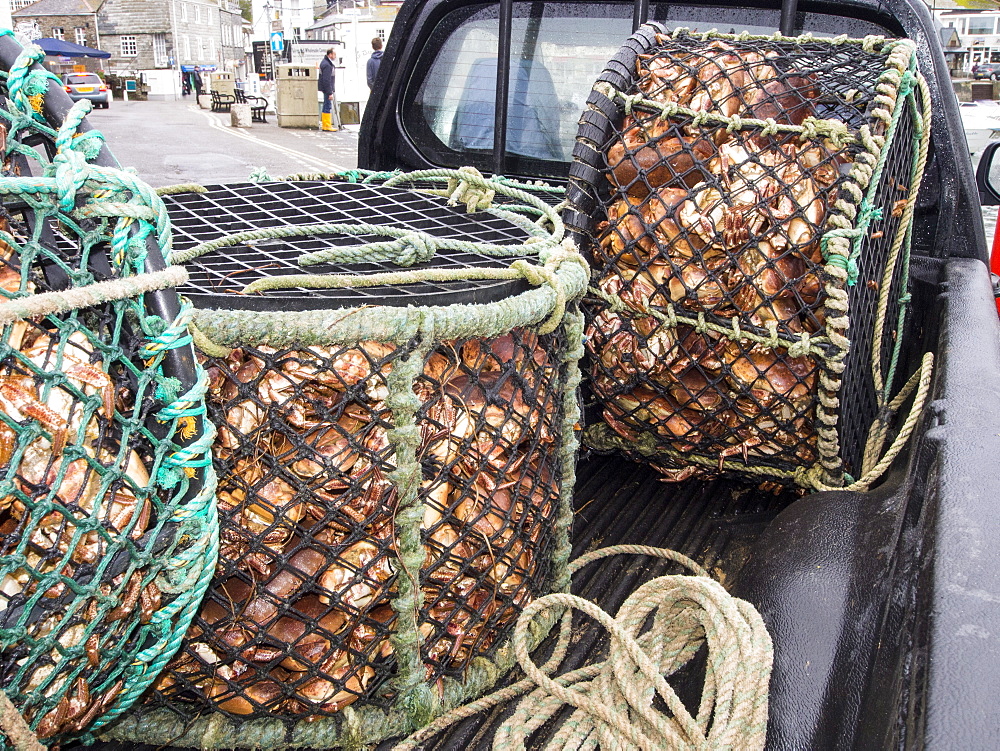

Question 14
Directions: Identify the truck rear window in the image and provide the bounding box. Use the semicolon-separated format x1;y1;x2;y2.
401;2;893;177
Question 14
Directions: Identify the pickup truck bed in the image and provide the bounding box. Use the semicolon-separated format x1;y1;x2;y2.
65;0;1000;748
353;0;1000;748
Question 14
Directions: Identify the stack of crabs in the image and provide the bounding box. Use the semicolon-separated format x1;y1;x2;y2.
587;34;856;480
153;329;562;717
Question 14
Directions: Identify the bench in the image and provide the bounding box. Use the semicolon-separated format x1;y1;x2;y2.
235;89;268;123
210;91;235;112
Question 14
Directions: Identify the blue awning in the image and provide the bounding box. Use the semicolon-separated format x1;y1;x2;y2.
34;37;111;59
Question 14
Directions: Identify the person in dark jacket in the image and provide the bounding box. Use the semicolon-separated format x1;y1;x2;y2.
318;48;341;132
192;69;203;98
367;37;383;89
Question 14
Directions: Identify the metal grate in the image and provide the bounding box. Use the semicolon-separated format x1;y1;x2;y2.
163;182;539;310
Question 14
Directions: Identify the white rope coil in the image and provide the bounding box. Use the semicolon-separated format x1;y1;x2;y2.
395;546;773;751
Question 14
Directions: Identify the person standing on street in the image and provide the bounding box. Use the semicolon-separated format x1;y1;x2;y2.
192;68;203;99
318;48;341;132
367;37;383;89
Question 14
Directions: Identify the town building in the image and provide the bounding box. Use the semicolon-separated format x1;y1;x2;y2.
13;0;246;96
937;9;1000;68
304;1;397;109
12;0;103;71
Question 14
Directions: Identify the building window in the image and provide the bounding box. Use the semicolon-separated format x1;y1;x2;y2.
74;27;86;45
377;28;386;40
197;6;205;24
120;35;137;57
153;33;167;66
207;36;214;60
51;27;64;40
180;2;188;22
969;17;996;36
11;0;35;9
183;35;191;60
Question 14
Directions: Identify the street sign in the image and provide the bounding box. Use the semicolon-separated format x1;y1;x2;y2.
252;40;273;79
271;20;283;32
270;31;284;53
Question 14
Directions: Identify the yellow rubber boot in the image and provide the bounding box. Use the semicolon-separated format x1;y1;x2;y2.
321;112;334;132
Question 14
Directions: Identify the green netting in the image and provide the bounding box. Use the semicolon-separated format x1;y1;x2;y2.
0;34;217;746
107;168;587;749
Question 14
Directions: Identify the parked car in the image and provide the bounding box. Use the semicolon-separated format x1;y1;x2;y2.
360;0;1000;748
62;72;109;108
974;61;1000;79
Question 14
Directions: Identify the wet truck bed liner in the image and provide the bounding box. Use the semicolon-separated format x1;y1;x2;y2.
376;455;795;749
83;456;794;750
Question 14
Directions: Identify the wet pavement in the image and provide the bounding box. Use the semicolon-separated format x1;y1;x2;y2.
84;97;359;187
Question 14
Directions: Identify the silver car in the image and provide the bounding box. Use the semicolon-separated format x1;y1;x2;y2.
62;73;110;109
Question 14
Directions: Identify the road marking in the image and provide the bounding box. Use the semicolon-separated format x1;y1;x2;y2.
188;106;348;174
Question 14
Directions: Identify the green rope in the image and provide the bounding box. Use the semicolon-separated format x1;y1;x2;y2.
155;183;208;195
167;217;561;268
601;82;858;150
873;69;931;399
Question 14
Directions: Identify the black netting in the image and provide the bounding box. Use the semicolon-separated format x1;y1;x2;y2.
572;28;921;486
136;180;573;728
149;330;562;719
164;181;538;310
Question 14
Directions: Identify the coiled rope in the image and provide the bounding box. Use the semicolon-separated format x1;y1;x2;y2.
395;545;773;751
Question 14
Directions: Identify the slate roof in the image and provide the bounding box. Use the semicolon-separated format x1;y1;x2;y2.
12;0;99;17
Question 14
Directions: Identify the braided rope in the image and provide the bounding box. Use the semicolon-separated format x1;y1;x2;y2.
0;266;188;325
395;545;772;751
0;691;44;751
870;70;931;397
601;83;857;149
589;284;834;356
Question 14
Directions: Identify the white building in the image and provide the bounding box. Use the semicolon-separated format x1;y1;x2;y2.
250;0;318;43
939;10;1000;67
306;3;395;109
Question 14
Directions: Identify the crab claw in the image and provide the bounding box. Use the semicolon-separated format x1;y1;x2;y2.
0;380;68;455
63;362;115;419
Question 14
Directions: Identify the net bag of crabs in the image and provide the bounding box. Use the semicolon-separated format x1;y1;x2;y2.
107;170;587;748
564;26;932;490
0;33;216;745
